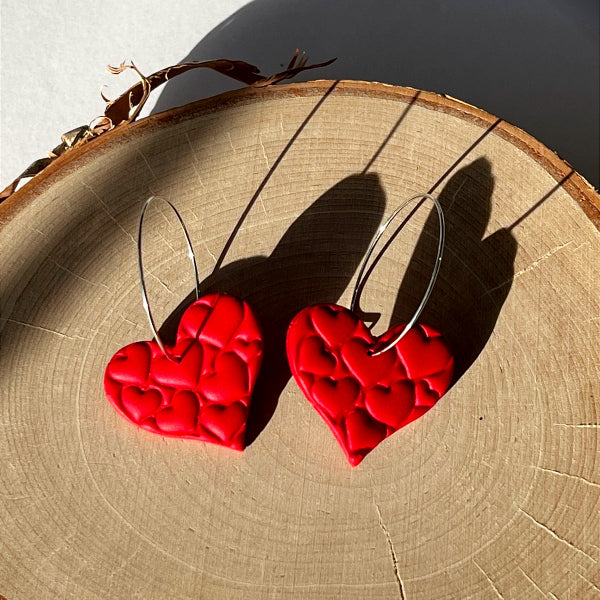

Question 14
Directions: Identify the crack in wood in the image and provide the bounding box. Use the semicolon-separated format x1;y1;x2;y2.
519;508;597;563
258;133;271;171
145;270;174;295
532;465;600;489
575;571;600;594
517;567;546;597
136;149;158;180
374;502;406;600
184;132;206;188
4;319;85;341
82;181;136;245
226;132;238;153
553;423;600;429
472;559;504;599
482;240;577;297
49;257;109;290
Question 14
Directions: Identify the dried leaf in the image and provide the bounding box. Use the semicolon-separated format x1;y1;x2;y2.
0;158;53;200
252;55;336;88
0;51;335;203
103;58;263;127
89;116;112;136
104;51;335;127
106;61;130;75
100;86;112;103
61;125;90;148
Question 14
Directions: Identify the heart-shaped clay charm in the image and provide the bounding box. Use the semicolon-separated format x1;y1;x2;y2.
104;293;263;450
286;303;453;466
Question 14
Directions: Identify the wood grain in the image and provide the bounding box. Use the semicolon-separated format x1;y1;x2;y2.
1;81;599;599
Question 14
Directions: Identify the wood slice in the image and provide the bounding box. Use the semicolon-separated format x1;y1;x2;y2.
1;81;599;599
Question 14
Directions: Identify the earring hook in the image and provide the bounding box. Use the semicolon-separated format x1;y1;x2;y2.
137;196;200;359
350;193;445;356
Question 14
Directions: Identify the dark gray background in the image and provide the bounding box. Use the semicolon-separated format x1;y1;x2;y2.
154;0;600;187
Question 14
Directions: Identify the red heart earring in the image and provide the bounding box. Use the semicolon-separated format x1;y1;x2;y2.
286;193;454;466
104;197;263;450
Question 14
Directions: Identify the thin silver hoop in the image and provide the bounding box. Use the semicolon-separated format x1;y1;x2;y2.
138;196;200;359
350;193;445;356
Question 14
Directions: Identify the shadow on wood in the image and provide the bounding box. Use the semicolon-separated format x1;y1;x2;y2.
159;173;387;444
389;158;518;383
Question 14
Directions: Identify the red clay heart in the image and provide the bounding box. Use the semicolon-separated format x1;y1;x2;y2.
104;293;263;450
287;303;453;466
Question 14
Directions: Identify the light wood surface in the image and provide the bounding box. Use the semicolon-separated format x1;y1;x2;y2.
1;81;599;599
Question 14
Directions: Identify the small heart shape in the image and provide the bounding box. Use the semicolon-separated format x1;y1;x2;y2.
152;340;203;388
344;409;387;459
311;304;357;347
341;338;398;387
364;382;414;429
394;326;453;380
121;386;163;422
231;338;263;363
297;336;336;376
287;303;453;466
104;293;263;450
196;294;245;348
177;302;211;339
202;402;247;449
105;342;152;386
401;381;443;427
199;352;250;403
155;390;200;433
312;377;360;420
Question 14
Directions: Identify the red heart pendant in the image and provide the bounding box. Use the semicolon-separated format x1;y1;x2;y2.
104;293;263;450
286;304;453;466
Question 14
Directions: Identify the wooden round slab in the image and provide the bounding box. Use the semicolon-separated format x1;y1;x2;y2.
1;81;599;599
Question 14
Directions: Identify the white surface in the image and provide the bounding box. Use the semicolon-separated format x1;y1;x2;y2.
0;0;248;184
1;0;599;188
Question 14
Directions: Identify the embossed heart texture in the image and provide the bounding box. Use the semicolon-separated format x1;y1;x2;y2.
104;293;263;450
286;304;453;466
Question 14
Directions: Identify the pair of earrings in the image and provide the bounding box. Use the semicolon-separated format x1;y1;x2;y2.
104;194;454;466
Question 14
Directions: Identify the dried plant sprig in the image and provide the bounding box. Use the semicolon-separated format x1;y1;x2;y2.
104;60;152;124
0;50;335;202
102;52;335;128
